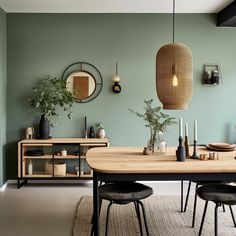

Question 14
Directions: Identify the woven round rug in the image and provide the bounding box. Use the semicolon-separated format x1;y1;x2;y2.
73;195;236;236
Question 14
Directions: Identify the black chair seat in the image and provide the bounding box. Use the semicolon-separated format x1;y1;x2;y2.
99;182;153;202
197;184;236;205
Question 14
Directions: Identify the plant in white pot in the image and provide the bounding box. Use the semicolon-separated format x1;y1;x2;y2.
96;122;106;138
28;76;74;139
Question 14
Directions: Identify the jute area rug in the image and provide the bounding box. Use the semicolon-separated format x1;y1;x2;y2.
73;195;236;236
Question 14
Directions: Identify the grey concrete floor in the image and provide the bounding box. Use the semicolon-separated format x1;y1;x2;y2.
0;181;191;236
0;183;92;236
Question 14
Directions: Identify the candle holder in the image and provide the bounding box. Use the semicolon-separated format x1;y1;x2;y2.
184;136;190;158
191;140;199;159
176;136;186;162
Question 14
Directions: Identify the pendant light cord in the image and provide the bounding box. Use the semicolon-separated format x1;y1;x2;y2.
172;0;175;44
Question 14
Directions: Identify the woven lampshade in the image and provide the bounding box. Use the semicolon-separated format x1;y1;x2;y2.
156;43;192;109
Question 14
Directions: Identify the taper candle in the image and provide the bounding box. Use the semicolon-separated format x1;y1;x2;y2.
179;118;183;137
194;120;197;141
85;116;87;130
185;123;188;137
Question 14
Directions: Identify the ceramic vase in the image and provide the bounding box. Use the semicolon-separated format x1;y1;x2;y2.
97;128;105;138
39;115;50;139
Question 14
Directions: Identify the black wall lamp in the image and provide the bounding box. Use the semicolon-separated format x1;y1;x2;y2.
112;62;121;93
202;64;221;85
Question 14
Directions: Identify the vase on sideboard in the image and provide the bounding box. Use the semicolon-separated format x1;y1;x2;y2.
38;115;50;139
97;128;105;138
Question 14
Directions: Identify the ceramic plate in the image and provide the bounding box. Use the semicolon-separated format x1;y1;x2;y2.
209;143;235;149
206;144;235;152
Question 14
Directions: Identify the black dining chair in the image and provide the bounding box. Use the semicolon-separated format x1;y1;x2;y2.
91;182;153;236
183;180;226;227
197;183;236;236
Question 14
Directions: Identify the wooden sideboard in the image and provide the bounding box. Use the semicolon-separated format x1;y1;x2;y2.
17;138;109;188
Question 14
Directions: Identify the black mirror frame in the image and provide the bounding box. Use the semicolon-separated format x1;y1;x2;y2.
61;62;103;103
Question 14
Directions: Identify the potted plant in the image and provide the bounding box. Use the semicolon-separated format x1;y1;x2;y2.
96;122;106;138
28;76;74;139
129;99;176;153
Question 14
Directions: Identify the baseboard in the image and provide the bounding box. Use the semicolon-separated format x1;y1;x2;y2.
0;181;8;191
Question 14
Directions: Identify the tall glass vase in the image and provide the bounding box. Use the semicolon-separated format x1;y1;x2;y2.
157;132;167;154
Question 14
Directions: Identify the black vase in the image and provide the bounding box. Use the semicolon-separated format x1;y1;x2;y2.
39;115;50;139
89;126;95;138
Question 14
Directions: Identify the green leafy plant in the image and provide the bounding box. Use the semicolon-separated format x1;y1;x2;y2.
96;122;104;129
28;76;74;126
129;99;177;152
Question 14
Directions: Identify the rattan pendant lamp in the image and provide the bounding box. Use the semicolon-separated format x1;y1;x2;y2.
156;0;192;109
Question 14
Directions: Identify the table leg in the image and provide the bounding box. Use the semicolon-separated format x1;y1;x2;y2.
181;180;183;212
93;171;99;236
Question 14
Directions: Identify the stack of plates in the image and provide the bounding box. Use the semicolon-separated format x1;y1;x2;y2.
25;150;44;156
205;143;235;152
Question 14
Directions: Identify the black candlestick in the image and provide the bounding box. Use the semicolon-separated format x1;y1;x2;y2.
184;136;190;158
191;140;199;159
176;136;186;162
84;116;87;138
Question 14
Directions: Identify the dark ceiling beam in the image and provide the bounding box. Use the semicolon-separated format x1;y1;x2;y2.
217;0;236;26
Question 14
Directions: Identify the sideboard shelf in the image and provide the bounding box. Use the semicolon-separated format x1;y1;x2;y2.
18;138;109;188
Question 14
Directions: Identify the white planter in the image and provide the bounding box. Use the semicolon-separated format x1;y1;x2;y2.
98;128;106;138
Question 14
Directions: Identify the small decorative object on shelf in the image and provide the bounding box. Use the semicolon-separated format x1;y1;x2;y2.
28;159;33;175
74;165;79;176
143;147;150;155
89;126;95;138
191;120;199;159
96;122;106;138
25;127;34;139
112;62;121;94
61;148;67;157
129;99;176;153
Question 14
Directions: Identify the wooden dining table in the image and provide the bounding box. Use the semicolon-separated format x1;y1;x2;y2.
86;146;236;236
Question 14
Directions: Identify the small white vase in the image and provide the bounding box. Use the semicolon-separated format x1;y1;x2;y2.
98;128;105;138
28;159;33;175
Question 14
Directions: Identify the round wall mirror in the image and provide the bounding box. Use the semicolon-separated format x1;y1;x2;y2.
62;62;103;103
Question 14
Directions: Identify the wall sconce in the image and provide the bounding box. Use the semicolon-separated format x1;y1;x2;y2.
112;62;121;93
202;64;221;85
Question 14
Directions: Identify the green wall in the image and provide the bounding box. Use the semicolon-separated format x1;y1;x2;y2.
0;8;7;186
6;13;236;179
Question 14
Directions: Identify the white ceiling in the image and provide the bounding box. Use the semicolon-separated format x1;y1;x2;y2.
0;0;234;13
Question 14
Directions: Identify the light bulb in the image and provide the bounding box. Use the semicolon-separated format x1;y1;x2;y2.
172;74;178;87
112;75;120;83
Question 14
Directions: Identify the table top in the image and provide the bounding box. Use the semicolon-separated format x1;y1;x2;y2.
86;147;236;174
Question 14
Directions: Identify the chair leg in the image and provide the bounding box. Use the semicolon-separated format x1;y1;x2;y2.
134;201;143;236
229;205;236;227
138;200;150;236
105;201;113;236
215;204;220;236
198;201;208;236
184;181;192;212
192;183;199;228
222;204;225;212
